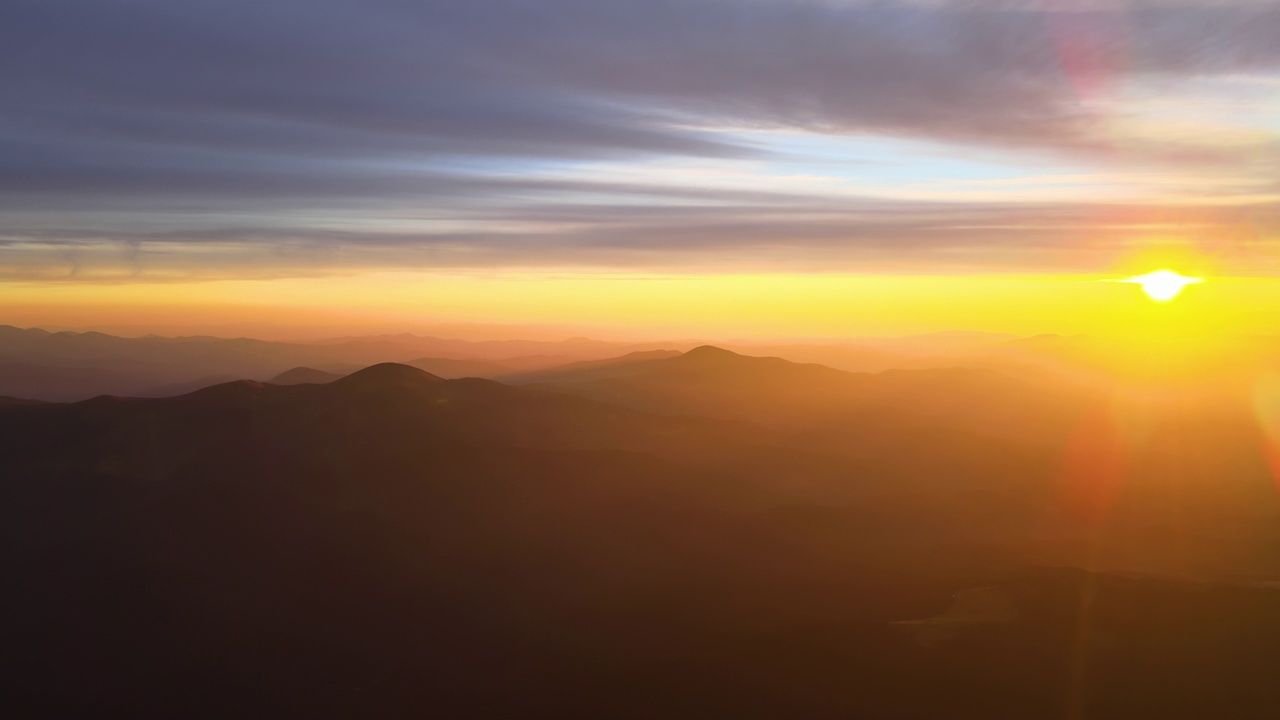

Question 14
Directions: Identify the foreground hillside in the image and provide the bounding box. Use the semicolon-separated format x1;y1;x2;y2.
5;360;1280;717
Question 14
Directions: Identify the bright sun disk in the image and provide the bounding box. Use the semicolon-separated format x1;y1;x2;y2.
1119;270;1204;302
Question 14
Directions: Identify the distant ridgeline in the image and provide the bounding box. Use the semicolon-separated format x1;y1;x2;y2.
5;344;1280;717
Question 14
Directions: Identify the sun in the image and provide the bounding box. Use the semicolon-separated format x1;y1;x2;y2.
1119;270;1204;302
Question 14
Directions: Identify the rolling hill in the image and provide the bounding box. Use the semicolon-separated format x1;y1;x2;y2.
5;360;1280;717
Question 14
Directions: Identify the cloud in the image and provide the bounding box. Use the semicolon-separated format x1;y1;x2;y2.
3;0;1280;277
6;190;1280;280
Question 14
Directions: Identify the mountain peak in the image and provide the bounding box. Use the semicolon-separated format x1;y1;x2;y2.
179;379;272;404
681;345;742;361
331;362;444;390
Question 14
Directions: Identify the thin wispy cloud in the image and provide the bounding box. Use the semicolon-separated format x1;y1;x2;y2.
3;0;1279;279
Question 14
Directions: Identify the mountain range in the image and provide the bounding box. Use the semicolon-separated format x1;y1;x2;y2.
6;340;1280;717
0;325;1038;402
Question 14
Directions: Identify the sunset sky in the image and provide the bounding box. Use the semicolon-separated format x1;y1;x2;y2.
5;0;1280;338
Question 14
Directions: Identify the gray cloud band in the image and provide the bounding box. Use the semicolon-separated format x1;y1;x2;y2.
3;0;1278;276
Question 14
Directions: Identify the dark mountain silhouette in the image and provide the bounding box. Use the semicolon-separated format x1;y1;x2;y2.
271;366;346;385
15;324;1256;404
5;360;1280;717
274;355;522;382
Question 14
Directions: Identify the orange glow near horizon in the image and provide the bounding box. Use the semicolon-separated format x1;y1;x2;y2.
0;270;1276;341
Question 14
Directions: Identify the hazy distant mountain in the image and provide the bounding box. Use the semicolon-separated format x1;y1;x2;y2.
0;325;685;401
0;395;46;406
723;332;1015;373
313;332;688;362
498;349;682;382
0;362;147;401
512;345;1085;444
4;361;1280;717
400;356;515;378
2;324;1150;403
270;366;346;385
134;374;247;397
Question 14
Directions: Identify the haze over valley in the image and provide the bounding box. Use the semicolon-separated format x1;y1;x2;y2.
8;324;1280;717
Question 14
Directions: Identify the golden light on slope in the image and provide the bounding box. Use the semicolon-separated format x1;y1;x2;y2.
1119;270;1204;302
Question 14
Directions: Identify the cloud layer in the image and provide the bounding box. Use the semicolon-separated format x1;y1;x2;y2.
3;0;1280;279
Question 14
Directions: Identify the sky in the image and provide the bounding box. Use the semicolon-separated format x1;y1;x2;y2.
4;0;1280;338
